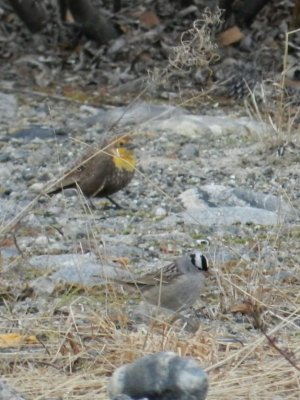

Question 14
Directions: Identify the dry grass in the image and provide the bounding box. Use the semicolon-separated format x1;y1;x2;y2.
1;249;300;400
246;28;300;148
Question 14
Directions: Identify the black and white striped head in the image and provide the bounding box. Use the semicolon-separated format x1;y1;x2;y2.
190;251;208;272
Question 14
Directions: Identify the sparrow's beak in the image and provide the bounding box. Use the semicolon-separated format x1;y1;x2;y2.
125;142;136;150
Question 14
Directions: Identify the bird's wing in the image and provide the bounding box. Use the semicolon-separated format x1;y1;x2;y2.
110;266;170;287
109;261;183;288
46;149;97;194
134;262;182;286
47;167;84;194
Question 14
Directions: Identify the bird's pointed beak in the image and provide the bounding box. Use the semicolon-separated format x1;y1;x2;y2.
125;142;136;150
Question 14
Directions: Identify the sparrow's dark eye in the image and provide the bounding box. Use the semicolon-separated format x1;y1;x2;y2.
118;141;125;147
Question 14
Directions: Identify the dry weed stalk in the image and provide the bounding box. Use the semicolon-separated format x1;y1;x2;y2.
246;28;300;146
169;8;221;71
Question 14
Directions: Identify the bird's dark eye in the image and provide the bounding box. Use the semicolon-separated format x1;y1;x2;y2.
119;141;124;147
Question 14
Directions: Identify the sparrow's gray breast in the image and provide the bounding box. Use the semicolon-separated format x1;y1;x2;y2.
143;274;205;311
143;254;206;312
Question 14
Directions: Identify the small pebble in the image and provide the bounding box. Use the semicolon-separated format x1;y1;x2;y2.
154;207;167;218
30;182;45;192
33;235;49;246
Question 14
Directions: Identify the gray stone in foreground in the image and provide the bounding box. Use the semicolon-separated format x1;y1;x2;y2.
109;352;208;400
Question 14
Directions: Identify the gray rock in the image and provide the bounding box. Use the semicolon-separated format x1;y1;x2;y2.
28;252;133;286
166;206;282;227
84;103;267;140
29;252;98;270
176;186;296;226
231;188;295;216
99;244;144;260
51;263;130;285
109;352;208;400
85;103;183;130
6;125;66;141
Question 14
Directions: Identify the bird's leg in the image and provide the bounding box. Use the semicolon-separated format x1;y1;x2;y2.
106;196;124;209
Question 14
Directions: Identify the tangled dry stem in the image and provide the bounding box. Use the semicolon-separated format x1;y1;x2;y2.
168;8;221;71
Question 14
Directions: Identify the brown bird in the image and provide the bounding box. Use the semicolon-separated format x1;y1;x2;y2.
114;251;208;312
47;134;136;206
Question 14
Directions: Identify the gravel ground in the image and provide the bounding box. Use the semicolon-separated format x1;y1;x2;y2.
0;92;299;288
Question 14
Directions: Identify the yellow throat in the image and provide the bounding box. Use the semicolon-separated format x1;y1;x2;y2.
112;147;136;172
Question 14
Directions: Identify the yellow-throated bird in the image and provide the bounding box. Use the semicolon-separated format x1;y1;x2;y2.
47;134;136;206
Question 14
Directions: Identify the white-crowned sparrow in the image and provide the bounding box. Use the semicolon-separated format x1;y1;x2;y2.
118;251;208;312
